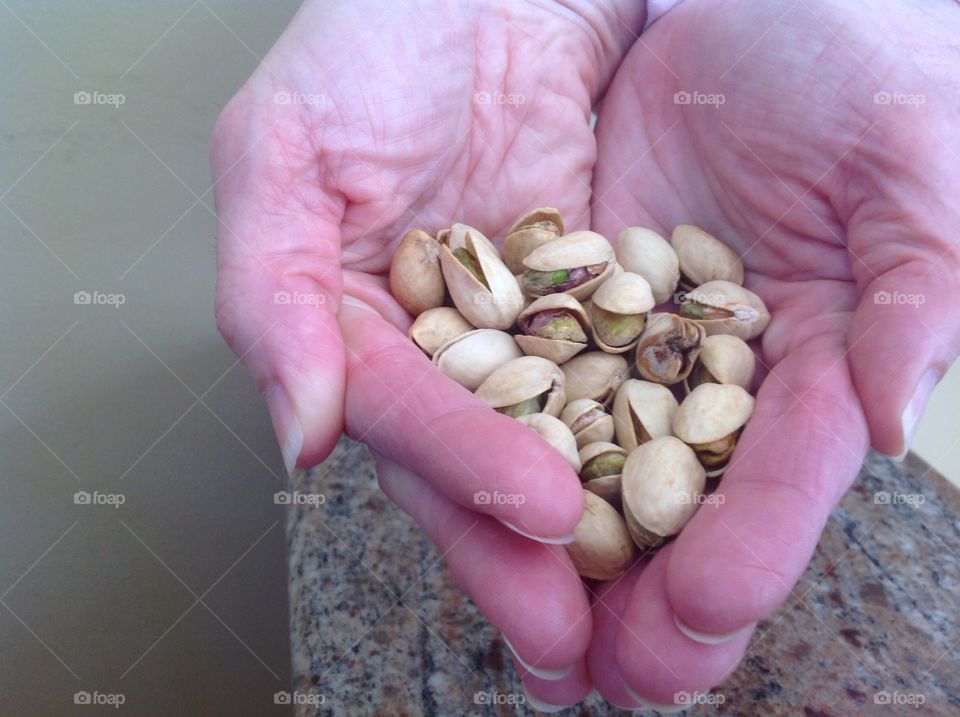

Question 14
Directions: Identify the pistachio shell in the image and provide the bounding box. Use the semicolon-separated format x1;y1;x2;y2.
522;231;617;300
685;334;755;392
671;224;744;289
565;490;636;580
440;227;524;329
475;356;566;417
621;437;706;546
612;380;679;452
615;228;681;305
680;280;771;341
516;413;581;472
673;383;755;444
408;307;474;356
503;207;563;274
634;313;705;385
515;293;590;363
587;272;655;352
560;351;629;405
560;399;615;448
433;329;522;390
445;223;501;258
389;229;445;316
582;475;622;509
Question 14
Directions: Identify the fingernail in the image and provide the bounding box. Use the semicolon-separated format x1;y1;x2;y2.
497;518;575;545
339;294;381;316
623;685;685;714
673;613;753;645
502;635;574;681
265;383;303;475
895;368;939;461
521;685;567;713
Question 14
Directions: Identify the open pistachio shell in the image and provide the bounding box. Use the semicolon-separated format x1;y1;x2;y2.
475;356;566;418
621;436;706;547
503;207;563;274
433;329;522;390
588;272;656;353
565;490;637;580
635;313;706;385
515;293;590;363
680;280;771;341
440;226;524;329
612;379;679;452
443;223;501;258
685;334;756;393
389;229;445;316
516;413;581;473
408;307;474;356
673;383;754;477
560;399;615;448
671;224;744;290
615;227;681;305
560;351;629;406
522;230;617;301
578;441;626;507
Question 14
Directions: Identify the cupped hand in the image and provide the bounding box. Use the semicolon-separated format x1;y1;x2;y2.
588;0;960;707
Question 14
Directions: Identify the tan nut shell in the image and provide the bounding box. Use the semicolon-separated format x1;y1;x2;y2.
516;413;581;473
615;228;681;305
503;207;563;274
440;226;523;329
433;329;522;391
635;313;706;385
523;230;617;301
565;490;636;580
673;383;755;445
560;351;629;406
686;334;756;392
684;280;771;341
515;293;590;363
561;399;615;448
475;356;566;417
588;272;655;353
409;307;473;356
612;380;679;452
622;437;706;546
578;441;627;508
389;229;445;316
671;224;744;288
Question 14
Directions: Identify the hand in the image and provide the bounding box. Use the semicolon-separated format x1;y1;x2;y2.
211;0;646;700
585;0;960;707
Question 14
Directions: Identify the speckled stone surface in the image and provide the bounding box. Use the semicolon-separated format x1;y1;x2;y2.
288;437;959;716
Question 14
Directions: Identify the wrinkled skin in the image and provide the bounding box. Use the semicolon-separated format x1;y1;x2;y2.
212;0;960;708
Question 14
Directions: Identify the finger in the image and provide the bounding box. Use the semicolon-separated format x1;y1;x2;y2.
212;95;346;471
518;659;592;713
373;453;591;673
339;301;584;542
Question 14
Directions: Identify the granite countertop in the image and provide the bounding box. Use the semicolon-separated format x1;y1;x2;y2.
287;437;959;716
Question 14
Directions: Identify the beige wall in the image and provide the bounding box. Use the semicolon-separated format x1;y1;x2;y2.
914;363;960;486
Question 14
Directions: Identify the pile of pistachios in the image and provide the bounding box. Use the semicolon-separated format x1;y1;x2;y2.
389;209;770;581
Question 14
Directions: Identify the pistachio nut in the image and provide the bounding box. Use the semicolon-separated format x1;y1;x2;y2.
522;230;616;301
433;329;522;390
565;490;637;580
679;280;771;341
615;227;680;305
671;224;744;290
621;436;706;548
475;356;566;418
611;379;679;452
439;224;524;329
389;229;445;316
588;272;655;353
503;207;563;274
560;398;614;448
515;293;590;363
440;222;501;259
408;307;474;356
685;334;755;393
516;413;581;473
578;441;627;508
634;313;706;385
673;383;754;477
560;351;629;406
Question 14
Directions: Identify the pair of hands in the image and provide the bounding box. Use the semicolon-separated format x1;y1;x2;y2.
211;0;960;708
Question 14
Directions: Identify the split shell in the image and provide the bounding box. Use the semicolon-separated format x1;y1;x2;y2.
671;224;744;288
673;383;755;445
682;280;771;341
522;230;617;301
408;307;473;356
578;441;627;509
565;490;637;581
560;351;629;406
634;313;706;385
685;334;756;392
515;293;590;363
516;413;581;473
588;272;656;353
611;380;679;452
560;399;615;448
433;329;522;391
503;207;563;274
475;356;566;417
